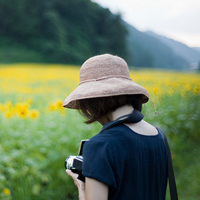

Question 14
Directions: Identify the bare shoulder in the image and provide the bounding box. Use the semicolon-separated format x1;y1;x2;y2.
124;120;158;136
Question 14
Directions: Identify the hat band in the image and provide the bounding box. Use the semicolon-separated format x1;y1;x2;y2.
79;75;132;85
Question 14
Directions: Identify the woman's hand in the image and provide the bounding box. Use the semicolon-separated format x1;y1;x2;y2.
66;169;85;200
66;170;109;200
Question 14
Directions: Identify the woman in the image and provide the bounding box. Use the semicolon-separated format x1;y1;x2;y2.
63;54;168;200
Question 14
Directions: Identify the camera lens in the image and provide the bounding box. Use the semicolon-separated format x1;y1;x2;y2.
65;156;76;169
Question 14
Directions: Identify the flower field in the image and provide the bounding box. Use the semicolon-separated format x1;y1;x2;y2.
0;64;200;200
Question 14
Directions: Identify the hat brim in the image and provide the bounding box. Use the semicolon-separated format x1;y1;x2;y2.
63;78;149;109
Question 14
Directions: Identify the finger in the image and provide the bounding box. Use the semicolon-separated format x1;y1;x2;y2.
66;169;72;175
66;170;82;188
66;170;78;179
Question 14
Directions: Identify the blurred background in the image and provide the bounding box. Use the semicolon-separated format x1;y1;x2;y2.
0;0;200;199
0;0;200;70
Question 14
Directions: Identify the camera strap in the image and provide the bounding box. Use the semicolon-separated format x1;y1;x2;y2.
99;109;144;134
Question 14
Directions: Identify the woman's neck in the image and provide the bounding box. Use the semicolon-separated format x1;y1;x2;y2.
108;105;134;121
97;105;134;126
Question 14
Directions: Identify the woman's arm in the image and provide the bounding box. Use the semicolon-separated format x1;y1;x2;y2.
85;177;108;200
66;170;108;200
66;170;85;200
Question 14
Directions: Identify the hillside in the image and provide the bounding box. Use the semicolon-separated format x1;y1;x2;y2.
192;47;200;53
146;31;200;64
124;21;188;69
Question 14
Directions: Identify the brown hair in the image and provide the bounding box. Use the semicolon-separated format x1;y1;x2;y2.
78;94;143;124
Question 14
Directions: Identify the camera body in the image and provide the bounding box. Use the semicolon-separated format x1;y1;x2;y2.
65;156;83;174
65;140;88;182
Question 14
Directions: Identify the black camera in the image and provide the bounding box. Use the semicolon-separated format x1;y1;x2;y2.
65;140;88;182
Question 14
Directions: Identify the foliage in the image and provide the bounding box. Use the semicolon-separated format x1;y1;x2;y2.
0;38;47;63
0;0;127;64
0;64;200;199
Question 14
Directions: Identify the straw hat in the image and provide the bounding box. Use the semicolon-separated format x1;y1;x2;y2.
63;54;149;109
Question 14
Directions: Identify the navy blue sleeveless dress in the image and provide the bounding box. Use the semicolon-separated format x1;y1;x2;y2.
82;124;168;200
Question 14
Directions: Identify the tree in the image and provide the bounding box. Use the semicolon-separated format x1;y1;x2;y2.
0;0;128;64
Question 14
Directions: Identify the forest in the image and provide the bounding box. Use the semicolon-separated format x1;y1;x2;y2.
0;0;128;64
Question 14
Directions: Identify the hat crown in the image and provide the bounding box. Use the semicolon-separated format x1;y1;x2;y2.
79;54;130;83
63;54;149;109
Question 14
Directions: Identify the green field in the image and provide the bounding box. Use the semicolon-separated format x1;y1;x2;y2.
0;64;200;199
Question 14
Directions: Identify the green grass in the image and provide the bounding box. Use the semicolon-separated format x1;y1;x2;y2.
145;93;200;200
0;109;101;199
0;86;200;199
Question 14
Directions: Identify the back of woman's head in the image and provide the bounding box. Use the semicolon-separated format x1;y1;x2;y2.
78;94;143;124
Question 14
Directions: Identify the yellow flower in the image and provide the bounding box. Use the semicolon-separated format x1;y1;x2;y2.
3;188;11;195
185;84;191;91
56;100;63;110
30;110;39;119
15;104;28;118
49;104;56;111
4;101;12;110
153;87;159;95
48;100;64;112
5;111;13;118
0;104;3;111
194;86;200;95
27;98;32;104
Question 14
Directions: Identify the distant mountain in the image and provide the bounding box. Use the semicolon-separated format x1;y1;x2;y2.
123;21;188;70
192;47;200;53
145;31;200;64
